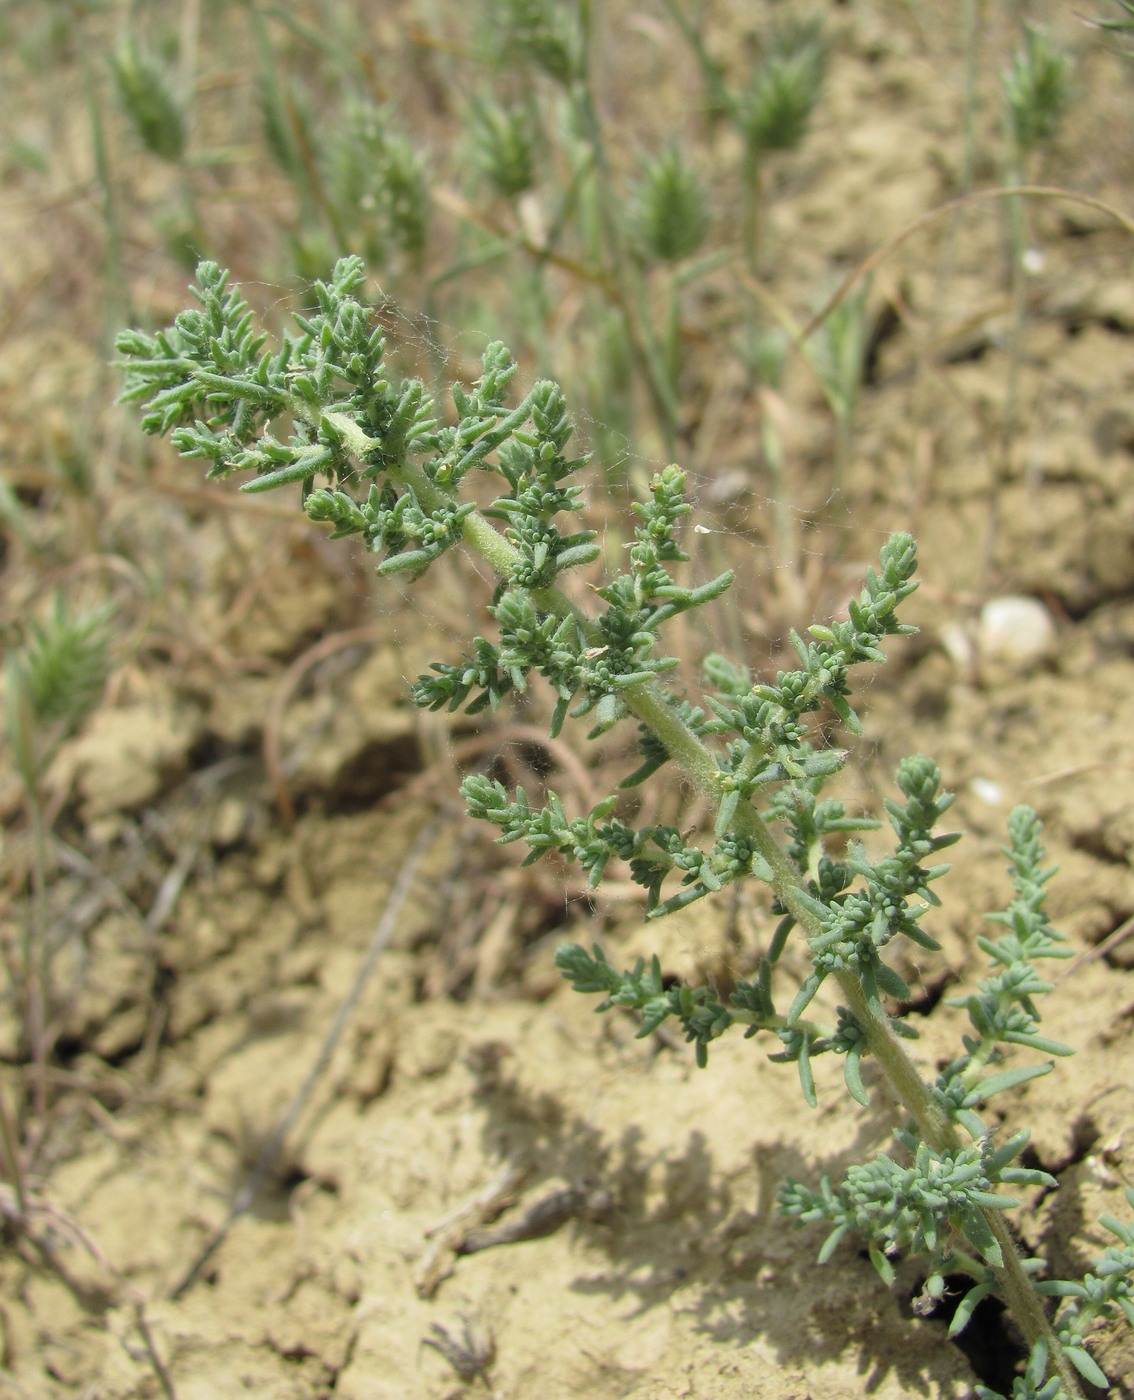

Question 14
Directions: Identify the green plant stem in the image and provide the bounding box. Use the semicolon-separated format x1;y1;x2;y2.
625;719;1079;1395
664;268;681;393
659;0;732;117
986;1209;1084;1398
985;154;1028;590
243;0;349;252
628;271;682;457
177;0;203;240
80;35;130;332
23;789;50;1134
134;340;1084;1387
297;397;1081;1390
741;141;763;273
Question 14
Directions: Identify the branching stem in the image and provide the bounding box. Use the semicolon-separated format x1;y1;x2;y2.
317;392;1076;1389
118;252;1130;1395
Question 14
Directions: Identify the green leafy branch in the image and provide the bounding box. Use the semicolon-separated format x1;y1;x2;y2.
116;259;1134;1398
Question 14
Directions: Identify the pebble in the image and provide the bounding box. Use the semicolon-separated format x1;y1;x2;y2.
977;595;1057;670
969;776;1005;807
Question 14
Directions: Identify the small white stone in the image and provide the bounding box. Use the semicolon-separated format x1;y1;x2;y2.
1022;247;1046;276
970;777;1005;807
977;595;1056;670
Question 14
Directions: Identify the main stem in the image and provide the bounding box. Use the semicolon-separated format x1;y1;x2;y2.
610;641;1077;1394
319;401;1076;1393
